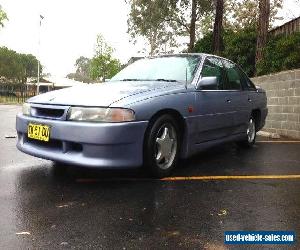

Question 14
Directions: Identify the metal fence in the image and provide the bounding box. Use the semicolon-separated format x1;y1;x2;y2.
0;84;37;104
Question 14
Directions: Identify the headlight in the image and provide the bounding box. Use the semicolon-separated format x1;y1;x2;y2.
22;103;31;116
67;107;135;122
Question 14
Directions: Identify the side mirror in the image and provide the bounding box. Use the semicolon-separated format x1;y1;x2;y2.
196;76;218;90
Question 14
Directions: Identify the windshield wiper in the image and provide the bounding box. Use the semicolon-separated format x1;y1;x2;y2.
154;79;178;82
119;78;142;81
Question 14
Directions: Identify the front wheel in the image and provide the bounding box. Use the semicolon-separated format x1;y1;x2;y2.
237;116;256;147
144;114;180;177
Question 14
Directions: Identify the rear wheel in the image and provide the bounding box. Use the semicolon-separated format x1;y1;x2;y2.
237;116;256;147
144;114;180;177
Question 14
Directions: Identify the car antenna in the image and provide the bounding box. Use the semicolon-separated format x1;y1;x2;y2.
185;51;189;89
185;67;188;89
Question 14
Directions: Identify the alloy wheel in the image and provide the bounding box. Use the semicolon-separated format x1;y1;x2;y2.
155;123;178;170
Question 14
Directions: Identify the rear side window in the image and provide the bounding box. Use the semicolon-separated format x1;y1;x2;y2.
201;57;224;90
222;60;242;90
238;68;256;90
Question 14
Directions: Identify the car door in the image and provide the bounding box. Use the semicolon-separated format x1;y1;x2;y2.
222;59;250;135
193;56;234;143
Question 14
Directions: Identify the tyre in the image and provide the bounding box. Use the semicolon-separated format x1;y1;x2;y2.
237;116;256;147
144;114;180;177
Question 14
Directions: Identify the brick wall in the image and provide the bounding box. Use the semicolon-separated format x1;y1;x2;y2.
251;69;300;139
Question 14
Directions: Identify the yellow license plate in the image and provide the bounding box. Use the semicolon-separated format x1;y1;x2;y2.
27;123;50;142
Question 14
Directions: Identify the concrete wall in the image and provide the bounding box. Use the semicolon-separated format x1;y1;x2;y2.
251;69;300;139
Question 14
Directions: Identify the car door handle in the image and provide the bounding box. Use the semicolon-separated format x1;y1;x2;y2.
248;98;252;102
226;99;231;103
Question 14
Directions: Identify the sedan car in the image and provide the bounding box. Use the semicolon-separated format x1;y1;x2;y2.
16;53;268;177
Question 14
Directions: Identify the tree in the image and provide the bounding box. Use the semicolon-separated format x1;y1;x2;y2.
0;5;8;28
0;47;40;83
165;0;213;52
75;56;90;76
127;0;176;55
212;0;224;55
225;0;282;30
127;0;213;54
188;0;197;52
19;53;41;83
199;0;282;35
67;56;93;83
89;34;121;81
194;28;257;76
255;0;270;74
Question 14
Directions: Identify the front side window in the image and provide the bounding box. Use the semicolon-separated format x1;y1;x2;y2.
201;57;224;90
223;60;242;90
110;56;201;84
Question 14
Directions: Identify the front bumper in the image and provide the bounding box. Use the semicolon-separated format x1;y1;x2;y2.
16;114;148;168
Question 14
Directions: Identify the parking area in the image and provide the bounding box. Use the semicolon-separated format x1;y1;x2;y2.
0;105;299;249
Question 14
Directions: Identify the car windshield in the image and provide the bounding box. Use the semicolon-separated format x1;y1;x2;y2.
110;55;201;83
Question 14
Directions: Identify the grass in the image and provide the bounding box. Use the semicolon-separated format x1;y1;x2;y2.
0;96;27;104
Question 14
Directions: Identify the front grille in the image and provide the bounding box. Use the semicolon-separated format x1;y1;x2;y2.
31;107;65;119
35;107;64;118
25;137;63;151
24;136;83;154
30;105;67;120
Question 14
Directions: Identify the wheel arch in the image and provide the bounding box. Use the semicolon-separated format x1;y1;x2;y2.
144;108;188;158
251;109;261;131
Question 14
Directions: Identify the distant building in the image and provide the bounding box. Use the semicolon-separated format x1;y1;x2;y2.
26;77;87;93
269;16;300;37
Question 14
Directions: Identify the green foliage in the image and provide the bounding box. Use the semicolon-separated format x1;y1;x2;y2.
223;28;257;76
89;34;121;81
201;0;283;35
75;56;90;76
256;33;300;75
194;32;214;54
90;55;120;81
0;5;8;28
127;0;178;55
194;28;257;76
67;35;121;82
67;56;93;83
127;0;213;54
0;47;41;83
195;28;300;77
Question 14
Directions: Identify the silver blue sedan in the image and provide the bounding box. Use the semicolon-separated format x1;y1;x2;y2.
16;54;268;177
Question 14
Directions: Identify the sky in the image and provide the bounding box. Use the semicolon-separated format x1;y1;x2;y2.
0;0;300;77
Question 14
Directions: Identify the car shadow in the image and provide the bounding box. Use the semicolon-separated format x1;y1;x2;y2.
49;141;258;183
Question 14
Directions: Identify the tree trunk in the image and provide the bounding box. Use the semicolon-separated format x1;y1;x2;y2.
149;30;157;56
255;0;270;75
188;0;197;52
212;0;224;55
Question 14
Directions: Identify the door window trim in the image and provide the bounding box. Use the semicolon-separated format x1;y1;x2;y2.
196;56;226;91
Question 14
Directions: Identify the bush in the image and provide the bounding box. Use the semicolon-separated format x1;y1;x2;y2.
223;28;257;77
256;32;300;75
194;32;214;55
194;28;300;77
194;28;257;77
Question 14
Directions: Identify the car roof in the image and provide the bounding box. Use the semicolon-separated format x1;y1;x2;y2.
150;53;229;61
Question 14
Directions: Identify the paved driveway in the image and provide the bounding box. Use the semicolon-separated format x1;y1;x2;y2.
0;105;299;249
